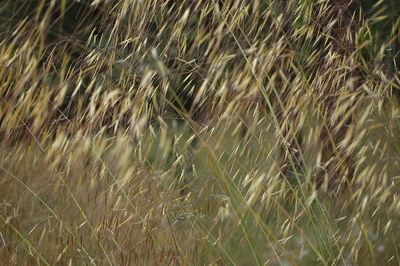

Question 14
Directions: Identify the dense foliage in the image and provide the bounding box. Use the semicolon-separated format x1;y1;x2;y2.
0;0;399;265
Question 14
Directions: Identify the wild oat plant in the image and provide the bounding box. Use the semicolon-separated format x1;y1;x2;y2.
0;0;399;265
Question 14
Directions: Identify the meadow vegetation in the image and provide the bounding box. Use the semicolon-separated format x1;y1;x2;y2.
0;0;399;265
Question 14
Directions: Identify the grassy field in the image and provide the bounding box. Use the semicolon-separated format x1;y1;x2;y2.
0;0;400;265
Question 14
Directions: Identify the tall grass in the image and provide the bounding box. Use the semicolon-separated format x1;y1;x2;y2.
0;0;399;265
